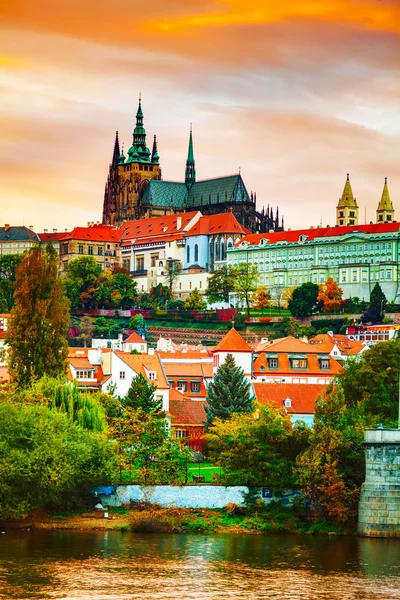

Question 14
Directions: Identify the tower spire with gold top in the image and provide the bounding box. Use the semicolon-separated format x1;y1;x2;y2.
376;177;394;223
336;173;359;226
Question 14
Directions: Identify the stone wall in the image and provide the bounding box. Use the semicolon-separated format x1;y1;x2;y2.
95;484;303;509
358;429;400;538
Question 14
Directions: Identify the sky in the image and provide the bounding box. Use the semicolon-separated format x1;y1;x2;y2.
1;0;399;232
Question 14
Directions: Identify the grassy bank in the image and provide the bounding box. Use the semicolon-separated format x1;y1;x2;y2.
3;504;348;536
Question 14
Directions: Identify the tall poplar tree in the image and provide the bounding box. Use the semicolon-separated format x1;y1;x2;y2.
6;244;70;386
204;353;253;429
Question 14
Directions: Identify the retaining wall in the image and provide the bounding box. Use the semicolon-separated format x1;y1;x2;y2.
94;485;303;509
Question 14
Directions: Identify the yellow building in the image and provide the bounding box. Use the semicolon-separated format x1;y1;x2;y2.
0;225;39;255
59;223;120;273
376;177;394;223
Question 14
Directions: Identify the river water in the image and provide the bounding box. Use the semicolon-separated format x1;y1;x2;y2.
0;531;399;599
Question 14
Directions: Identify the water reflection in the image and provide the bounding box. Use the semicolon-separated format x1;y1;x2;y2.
0;531;399;599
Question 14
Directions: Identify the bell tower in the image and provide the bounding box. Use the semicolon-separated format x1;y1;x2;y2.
376;177;394;223
336;173;359;226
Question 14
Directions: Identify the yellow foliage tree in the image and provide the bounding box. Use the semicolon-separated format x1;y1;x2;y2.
252;286;271;313
317;278;343;313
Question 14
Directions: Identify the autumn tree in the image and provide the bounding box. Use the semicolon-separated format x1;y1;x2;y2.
184;288;207;310
204;353;253;429
317;278;343;313
6;244;70;387
252;286;271;313
281;285;296;308
79;316;94;347
234;263;259;316
0;254;22;312
206;265;237;304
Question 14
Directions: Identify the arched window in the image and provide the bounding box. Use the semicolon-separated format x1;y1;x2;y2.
187;245;190;264
194;244;199;263
220;239;225;261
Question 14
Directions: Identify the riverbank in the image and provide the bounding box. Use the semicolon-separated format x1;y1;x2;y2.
0;505;346;536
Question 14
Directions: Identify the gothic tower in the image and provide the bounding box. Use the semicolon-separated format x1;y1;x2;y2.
185;125;196;189
336;173;358;226
376;177;394;223
102;97;161;226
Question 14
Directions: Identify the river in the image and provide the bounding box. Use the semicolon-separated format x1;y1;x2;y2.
0;531;399;599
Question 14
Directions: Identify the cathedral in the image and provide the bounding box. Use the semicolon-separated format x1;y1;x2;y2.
102;98;283;233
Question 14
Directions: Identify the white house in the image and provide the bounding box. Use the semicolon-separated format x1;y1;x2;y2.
211;328;253;379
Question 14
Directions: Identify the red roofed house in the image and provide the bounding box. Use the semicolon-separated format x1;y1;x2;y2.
253;382;326;426
120;211;248;300
121;331;148;353
253;336;342;384
212;327;253;378
59;223;120;273
309;332;369;360
38;230;70;257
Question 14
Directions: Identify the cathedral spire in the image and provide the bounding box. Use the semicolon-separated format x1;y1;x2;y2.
185;123;196;188
112;131;120;167
151;134;159;164
336;173;359;226
376;177;394;223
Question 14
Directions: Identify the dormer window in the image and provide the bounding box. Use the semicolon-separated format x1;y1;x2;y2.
319;358;330;370
284;397;292;408
299;235;308;243
148;371;157;381
267;357;279;369
260;238;269;246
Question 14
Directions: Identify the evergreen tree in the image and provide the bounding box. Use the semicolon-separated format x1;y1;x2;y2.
204;353;253;428
6;244;70;387
124;373;162;413
369;282;387;310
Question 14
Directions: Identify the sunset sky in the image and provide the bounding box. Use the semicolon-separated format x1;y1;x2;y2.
1;0;399;231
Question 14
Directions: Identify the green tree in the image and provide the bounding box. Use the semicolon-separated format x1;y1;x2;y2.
129;314;148;338
184;288;207;310
206;265;237;304
6;244;70;387
65;256;102;309
297;385;365;526
149;283;171;308
124;373;162;413
207;404;309;486
370;282;387;311
339;340;400;425
93;270;113;308
234;263;259;316
0;254;22;312
204;353;253;428
164;259;182;292
112;272;137;309
138;292;154;309
288;282;320;317
0;400;116;519
79;316;94;347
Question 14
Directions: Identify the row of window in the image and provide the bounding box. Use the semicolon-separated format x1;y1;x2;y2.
260;358;330;371
169;380;201;393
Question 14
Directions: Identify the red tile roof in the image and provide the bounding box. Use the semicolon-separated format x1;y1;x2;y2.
212;328;253;353
115;352;169;388
169;399;207;426
253;351;342;377
237;222;400;247
60;224;120;243
124;332;146;345
253;382;326;414
38;232;70;242
120;212;200;246
185;213;249;237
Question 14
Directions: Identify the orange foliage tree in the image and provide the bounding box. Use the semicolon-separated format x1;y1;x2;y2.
317;278;343;313
252;286;271;313
6;244;70;387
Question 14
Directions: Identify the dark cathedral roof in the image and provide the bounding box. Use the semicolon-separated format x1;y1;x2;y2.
141;174;250;211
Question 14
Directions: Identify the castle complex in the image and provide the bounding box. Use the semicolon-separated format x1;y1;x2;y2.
102;97;282;233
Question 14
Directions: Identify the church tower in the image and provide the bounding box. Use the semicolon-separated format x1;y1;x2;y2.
336;174;358;226
376;177;394;223
185;125;196;189
102;96;161;226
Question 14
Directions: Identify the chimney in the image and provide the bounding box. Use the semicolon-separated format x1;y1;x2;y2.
4;224;10;231
53;228;57;233
44;229;48;233
29;225;34;231
65;228;68;232
176;216;182;230
148;347;155;356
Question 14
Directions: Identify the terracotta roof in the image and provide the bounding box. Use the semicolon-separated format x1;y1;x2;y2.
212;328;252;353
0;332;6;339
120;212;200;245
169;399;207;426
185;213;249;237
60;225;120;243
68;347;90;357
115;352;169;388
38;232;69;242
237;222;400;248
256;336;318;354
0;366;10;382
124;332;146;344
157;351;212;359
164;363;206;377
69;357;95;369
169;387;187;401
253;352;343;377
0;314;11;319
253;383;326;414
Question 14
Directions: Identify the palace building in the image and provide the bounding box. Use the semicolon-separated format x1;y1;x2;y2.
102;97;283;234
228;175;398;302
